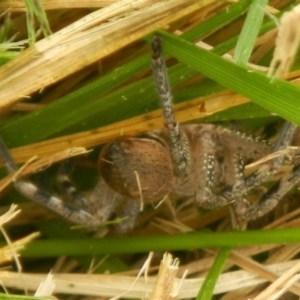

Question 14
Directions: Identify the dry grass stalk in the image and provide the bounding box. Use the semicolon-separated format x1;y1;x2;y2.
2;90;251;164
149;253;183;300
0;204;20;226
227;251;300;296
268;4;300;78
253;260;300;299
1;258;300;298
0;231;39;265
1;1;300;299
34;272;55;297
0;0;216;109
0;0;119;11
0;147;88;192
3;70;300;165
0;205;40;265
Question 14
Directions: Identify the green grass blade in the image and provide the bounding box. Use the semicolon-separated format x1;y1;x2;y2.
197;248;232;300
160;31;300;125
0;54;150;147
24;0;51;45
182;0;252;41
19;228;300;257
0;295;52;300
234;0;269;65
1;1;285;149
37;220;128;273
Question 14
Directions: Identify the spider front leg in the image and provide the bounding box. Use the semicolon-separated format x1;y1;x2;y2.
150;36;268;213
0;138;100;226
192;125;272;211
240;122;300;221
242;166;300;221
221;122;300;221
222;150;248;225
151;36;190;175
56;159;120;224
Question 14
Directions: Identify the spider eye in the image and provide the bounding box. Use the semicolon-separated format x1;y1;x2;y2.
99;137;174;202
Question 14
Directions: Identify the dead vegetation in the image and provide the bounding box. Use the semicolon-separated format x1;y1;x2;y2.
1;0;300;299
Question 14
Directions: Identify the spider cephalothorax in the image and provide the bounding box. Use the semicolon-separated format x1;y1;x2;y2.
0;36;299;232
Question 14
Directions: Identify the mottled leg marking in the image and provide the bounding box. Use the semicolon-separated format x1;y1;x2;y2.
15;181;98;225
0;138;98;226
195;130;220;208
57;159;89;209
226;152;249;221
151;35;190;175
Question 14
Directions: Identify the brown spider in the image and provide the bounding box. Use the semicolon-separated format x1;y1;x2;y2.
0;36;299;232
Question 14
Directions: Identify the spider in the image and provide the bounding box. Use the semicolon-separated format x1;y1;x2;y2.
0;36;299;232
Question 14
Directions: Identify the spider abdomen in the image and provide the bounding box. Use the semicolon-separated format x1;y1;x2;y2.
99;136;175;202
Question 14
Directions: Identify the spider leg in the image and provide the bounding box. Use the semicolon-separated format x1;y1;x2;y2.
220;129;270;219
220;122;299;220
87;179;120;224
242;123;300;220
0;138;99;226
224;151;249;222
194;122;297;220
193;129;222;208
243;165;300;220
56;157;122;226
115;198;141;233
83;178;140;233
196;125;271;209
151;36;190;175
232;122;298;199
57;158;89;209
